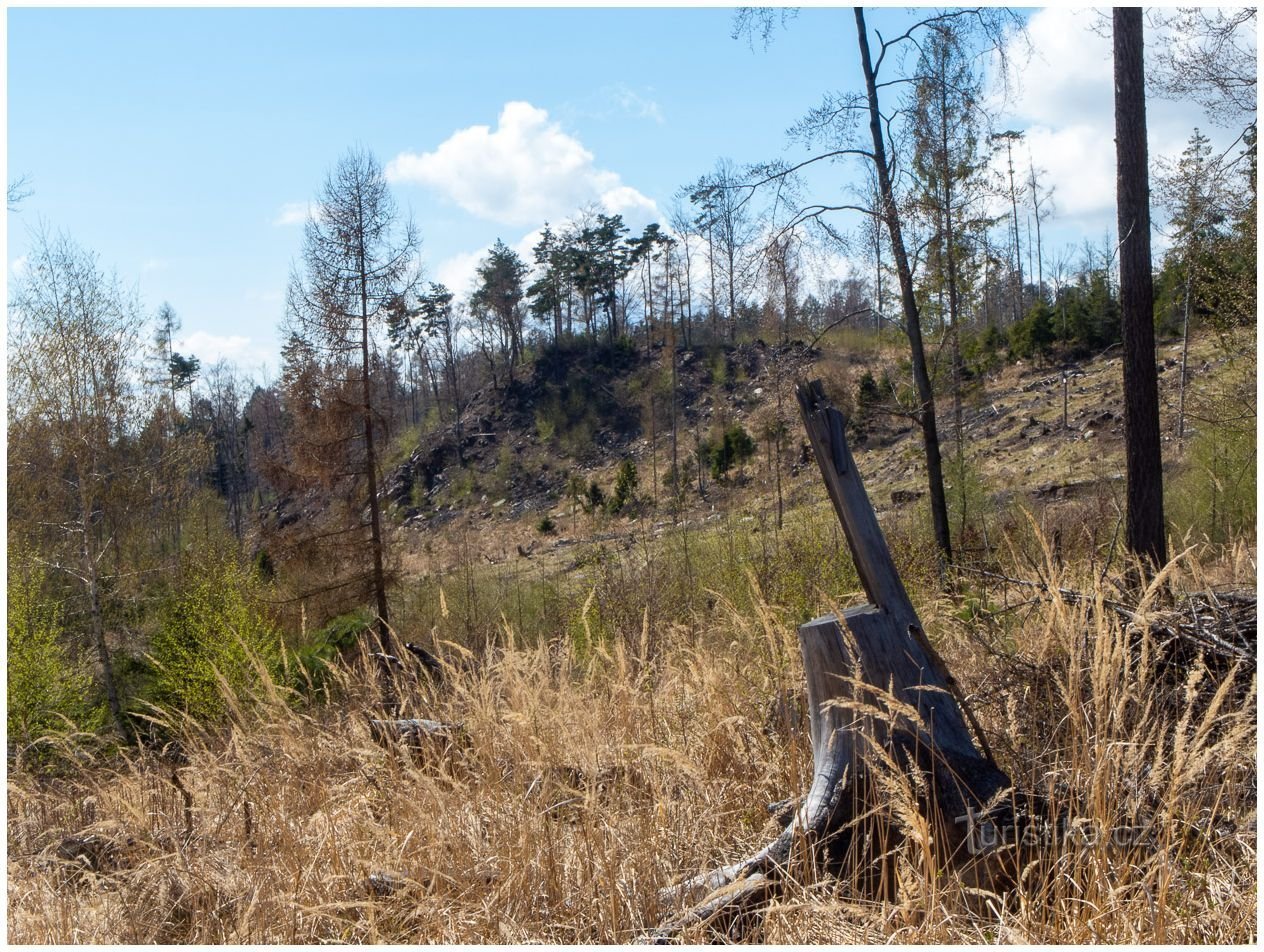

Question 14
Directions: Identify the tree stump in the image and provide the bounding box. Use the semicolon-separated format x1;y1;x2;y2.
648;380;1027;940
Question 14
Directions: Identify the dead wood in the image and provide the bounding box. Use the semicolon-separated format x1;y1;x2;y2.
647;380;1034;941
367;717;467;758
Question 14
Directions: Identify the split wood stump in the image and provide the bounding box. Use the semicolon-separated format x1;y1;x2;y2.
650;380;1029;940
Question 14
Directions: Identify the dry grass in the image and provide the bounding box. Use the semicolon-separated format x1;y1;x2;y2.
8;541;1256;943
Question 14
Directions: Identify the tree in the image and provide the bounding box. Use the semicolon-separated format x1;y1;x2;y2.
692;159;754;341
855;7;955;565
7;174;33;210
908;20;990;458
7;545;103;744
8;230;144;733
1113;7;1167;572
735;8;1019;569
990;129;1027;324
286;147;419;651
586;213;633;342
153;301;181;408
1156;129;1232;442
1148;8;1257;130
666;191;699;348
761;227;802;344
169;352;201;416
471;239;528;385
527;224;567;343
418;283;463;442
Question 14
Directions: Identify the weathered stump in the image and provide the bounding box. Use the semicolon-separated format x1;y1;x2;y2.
648;381;1029;940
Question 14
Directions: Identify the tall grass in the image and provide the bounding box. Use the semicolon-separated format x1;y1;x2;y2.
7;531;1255;943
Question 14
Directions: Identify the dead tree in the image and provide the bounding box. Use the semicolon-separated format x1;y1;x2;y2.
649;380;1028;940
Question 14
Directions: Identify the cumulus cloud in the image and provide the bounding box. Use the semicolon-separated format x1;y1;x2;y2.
995;7;1249;236
386;101;658;227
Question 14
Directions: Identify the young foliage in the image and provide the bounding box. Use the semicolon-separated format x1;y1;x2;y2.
7;547;105;744
149;551;283;723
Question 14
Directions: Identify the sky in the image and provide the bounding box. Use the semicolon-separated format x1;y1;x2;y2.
6;6;1253;383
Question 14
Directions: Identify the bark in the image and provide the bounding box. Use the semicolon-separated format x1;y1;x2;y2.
1113;7;1168;571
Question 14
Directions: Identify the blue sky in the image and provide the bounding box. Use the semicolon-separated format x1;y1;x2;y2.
7;7;1249;381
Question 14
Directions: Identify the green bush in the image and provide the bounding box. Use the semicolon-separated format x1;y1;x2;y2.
609;459;639;513
700;423;757;480
291;608;373;691
1169;416;1256;545
585;480;606;513
1009;299;1056;363
7;548;105;744
149;552;283;723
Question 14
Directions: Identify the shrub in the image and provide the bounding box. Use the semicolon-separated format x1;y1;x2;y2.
1169;414;1256;544
700;423;758;480
7;547;105;744
1009;299;1056;363
149;552;283;723
585;480;606;513
291;608;373;691
537;515;557;535
609;459;639;513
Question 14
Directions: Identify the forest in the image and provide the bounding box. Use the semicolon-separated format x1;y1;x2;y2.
7;7;1257;944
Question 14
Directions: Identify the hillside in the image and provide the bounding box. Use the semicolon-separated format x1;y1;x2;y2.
378;329;1239;578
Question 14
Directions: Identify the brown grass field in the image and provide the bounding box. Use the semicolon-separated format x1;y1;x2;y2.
7;524;1256;943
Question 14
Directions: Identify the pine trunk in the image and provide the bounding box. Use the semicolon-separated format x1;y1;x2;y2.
1113;7;1168;572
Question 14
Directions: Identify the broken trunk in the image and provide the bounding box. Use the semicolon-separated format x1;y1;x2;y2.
649;380;1029;940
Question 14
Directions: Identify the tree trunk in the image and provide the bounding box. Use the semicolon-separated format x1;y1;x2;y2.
358;227;392;655
1176;268;1192;444
649;382;1024;940
856;7;953;567
1113;7;1168;572
82;519;126;734
1006;138;1024;323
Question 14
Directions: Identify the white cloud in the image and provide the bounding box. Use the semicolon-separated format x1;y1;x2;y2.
141;258;168;273
999;8;1113;131
595;83;665;124
272;202;316;227
386;100;658;227
599;185;659;224
175;330;272;375
609;84;665;124
10;254;29;278
994;6;1248;239
432;249;486;298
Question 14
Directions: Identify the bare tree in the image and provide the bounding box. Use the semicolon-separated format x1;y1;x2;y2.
855;7;955;564
8;230;144;733
692;159;755;341
1148;7;1257;130
732;7;1023;570
287;147;420;652
7;174;33;210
